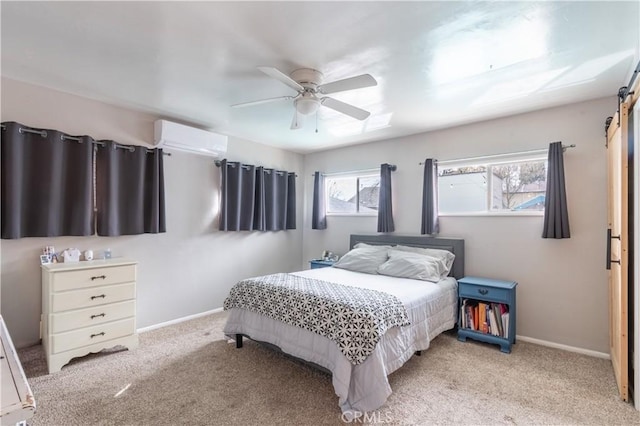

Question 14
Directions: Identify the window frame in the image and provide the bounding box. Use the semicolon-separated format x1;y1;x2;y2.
437;153;548;217
324;170;380;217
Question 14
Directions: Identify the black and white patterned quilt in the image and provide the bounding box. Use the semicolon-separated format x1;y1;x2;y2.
223;273;410;365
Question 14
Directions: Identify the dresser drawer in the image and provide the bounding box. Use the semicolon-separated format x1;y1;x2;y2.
51;265;136;292
52;282;135;312
50;300;135;333
51;317;136;354
458;282;509;303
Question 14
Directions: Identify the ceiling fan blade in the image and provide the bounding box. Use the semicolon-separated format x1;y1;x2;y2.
321;97;371;120
317;74;377;95
258;66;304;92
231;96;294;108
290;109;304;130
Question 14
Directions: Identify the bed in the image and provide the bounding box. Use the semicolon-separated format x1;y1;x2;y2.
223;234;464;416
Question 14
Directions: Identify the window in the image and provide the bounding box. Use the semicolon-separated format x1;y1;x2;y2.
438;155;547;215
325;172;380;215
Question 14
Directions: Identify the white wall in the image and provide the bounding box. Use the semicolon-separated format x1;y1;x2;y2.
0;78;304;348
302;97;616;354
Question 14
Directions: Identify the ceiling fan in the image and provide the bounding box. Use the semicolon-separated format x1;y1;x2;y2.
231;67;377;130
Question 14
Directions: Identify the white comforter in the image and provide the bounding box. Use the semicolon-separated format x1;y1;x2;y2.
223;267;457;415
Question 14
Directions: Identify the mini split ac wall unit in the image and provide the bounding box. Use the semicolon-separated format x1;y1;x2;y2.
153;120;228;157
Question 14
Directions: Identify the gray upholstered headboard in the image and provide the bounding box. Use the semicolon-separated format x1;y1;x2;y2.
349;234;465;280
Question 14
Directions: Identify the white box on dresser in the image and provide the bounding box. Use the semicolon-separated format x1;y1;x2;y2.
41;258;139;374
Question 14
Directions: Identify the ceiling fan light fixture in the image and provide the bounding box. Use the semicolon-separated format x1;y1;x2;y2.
295;97;320;115
234;66;378;129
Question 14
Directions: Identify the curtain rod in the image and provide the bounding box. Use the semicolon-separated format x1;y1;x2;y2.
1;123;171;156
310;164;397;177
418;144;576;166
214;159;297;177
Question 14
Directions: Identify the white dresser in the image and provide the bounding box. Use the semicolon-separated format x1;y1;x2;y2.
41;258;139;374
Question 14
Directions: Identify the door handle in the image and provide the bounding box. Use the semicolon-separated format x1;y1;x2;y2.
607;228;611;270
606;228;621;270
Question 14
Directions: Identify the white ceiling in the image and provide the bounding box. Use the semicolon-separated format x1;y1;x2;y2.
2;1;638;153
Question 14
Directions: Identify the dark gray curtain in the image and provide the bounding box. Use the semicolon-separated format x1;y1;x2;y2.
542;142;570;238
263;169;287;231
377;163;395;232
219;161;296;231
253;166;265;231
1;122;93;239
421;158;440;235
286;172;296;230
258;168;296;231
96;140;166;236
311;171;327;230
219;160;257;231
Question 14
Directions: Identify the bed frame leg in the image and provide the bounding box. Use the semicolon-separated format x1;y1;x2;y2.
235;334;243;349
415;350;422;356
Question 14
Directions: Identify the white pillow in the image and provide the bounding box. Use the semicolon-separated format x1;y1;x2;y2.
333;246;389;275
377;250;442;282
393;245;455;276
353;242;392;251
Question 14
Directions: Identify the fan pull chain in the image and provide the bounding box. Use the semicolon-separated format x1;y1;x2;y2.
315;112;318;133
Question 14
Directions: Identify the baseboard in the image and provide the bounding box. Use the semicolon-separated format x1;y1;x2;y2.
516;335;610;360
137;307;224;333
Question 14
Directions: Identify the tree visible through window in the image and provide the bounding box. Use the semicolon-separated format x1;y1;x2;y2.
438;157;547;214
492;162;546;209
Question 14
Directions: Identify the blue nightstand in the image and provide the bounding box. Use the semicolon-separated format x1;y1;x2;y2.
457;276;517;353
309;259;335;269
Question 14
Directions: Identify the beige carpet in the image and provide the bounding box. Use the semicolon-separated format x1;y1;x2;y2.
18;312;639;425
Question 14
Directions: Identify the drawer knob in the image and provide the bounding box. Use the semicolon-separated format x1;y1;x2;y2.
90;313;106;319
90;332;105;339
90;294;106;300
478;288;489;295
91;275;106;281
